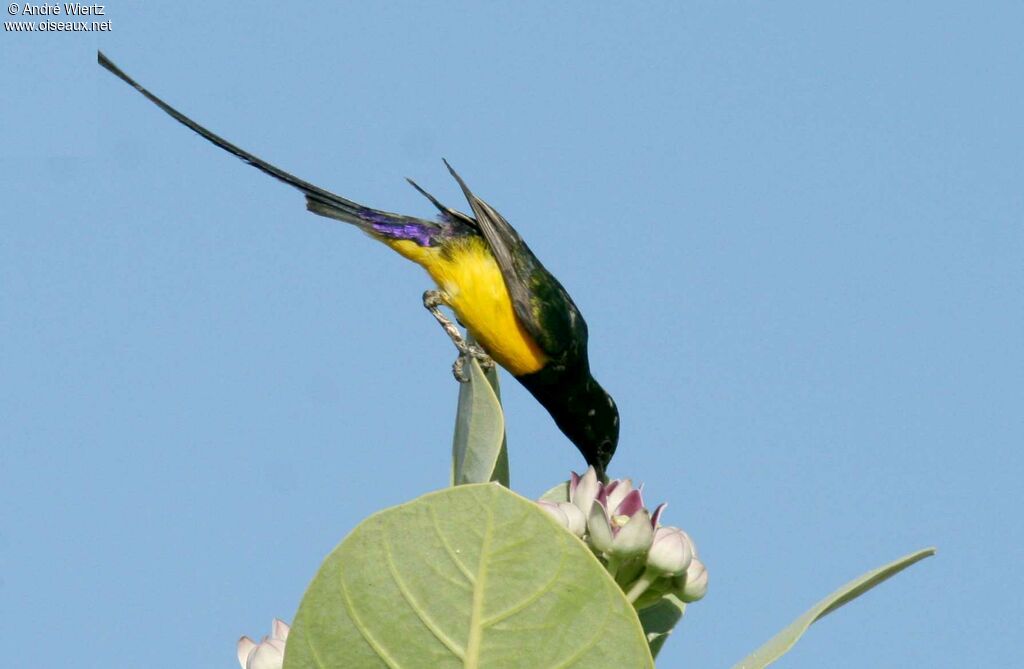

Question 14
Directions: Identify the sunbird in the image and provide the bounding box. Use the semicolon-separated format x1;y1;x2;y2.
98;51;619;476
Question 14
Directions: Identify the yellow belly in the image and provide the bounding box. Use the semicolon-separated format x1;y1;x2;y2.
386;237;548;376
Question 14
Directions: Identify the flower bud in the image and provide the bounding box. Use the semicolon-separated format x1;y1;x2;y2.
587;500;615;554
569;467;601;518
609;508;654;558
237;619;289;669
560;501;587;537
588;501;655;558
604;477;635;513
610;488;645;519
546;469;707;607
677;558;708;602
538;500;586;537
646;527;694;576
538;500;568;525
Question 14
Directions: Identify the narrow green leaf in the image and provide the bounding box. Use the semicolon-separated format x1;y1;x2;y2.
637;593;687;658
481;360;509;487
451;344;508;486
283;483;653;669
731;547;936;669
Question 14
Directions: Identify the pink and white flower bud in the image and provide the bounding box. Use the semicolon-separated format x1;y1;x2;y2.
237;619;289;669
604;477;636;513
588;501;654;558
646;527;694;576
612;508;654;557
538;500;587;537
560;501;587;537
569;467;602;518
678;558;708;602
587;500;615;554
545;469;708;609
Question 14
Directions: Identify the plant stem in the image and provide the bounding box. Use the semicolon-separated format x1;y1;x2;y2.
605;555;622;577
625;567;658;604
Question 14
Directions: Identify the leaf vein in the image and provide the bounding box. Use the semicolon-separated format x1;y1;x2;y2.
481;536;568;628
302;631;329;669
338;560;404;668
549;540;616;669
429;505;476;584
383;533;466;659
463;506;493;669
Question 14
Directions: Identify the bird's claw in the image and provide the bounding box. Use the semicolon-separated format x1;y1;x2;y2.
424;289;495;382
451;346;495;383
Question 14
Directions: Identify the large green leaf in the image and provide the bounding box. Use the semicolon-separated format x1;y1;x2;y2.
283;483;653;669
731;547;936;669
451;349;508;487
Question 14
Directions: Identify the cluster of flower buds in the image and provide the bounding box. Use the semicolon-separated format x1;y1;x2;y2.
538;467;708;607
237;619;289;669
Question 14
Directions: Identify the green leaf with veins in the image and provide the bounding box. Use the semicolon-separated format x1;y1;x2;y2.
283;484;652;669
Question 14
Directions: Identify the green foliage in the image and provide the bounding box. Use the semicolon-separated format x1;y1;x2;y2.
284;347;935;667
451;353;509;487
538;481;569;503
637;593;686;658
283;484;653;669
731;547;936;669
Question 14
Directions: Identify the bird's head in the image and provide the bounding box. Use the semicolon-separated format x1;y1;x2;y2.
561;377;619;480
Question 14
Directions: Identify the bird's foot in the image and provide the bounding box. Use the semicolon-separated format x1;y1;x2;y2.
451;346;495;382
423;290;495;382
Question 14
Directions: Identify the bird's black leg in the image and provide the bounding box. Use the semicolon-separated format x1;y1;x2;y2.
422;290;494;382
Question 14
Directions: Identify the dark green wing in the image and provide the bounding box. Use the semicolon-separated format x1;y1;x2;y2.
443;161;588;365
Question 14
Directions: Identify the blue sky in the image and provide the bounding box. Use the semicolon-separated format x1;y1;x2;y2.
2;3;1021;667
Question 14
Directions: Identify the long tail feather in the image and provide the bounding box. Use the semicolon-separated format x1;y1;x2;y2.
97;50;413;231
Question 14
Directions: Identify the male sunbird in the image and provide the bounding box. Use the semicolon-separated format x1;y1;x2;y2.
98;51;618;476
